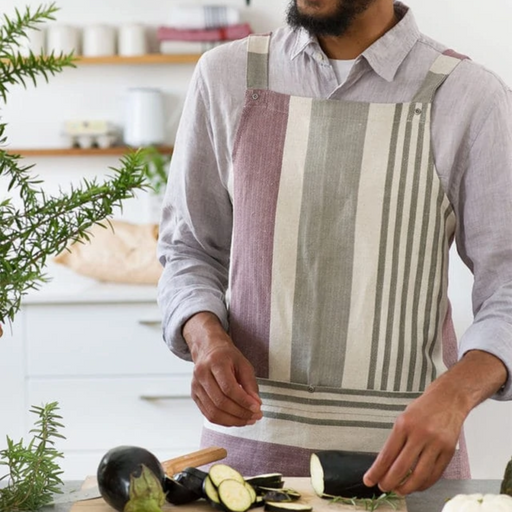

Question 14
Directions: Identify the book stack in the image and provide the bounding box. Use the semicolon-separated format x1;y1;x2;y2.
157;5;252;55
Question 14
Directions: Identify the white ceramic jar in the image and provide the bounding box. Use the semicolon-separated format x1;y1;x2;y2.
82;25;116;57
118;24;148;56
19;26;45;57
124;88;166;147
46;25;80;56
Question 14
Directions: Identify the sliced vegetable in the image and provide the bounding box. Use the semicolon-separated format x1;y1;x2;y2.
204;475;226;510
501;457;512;497
310;450;380;499
251;496;265;508
97;445;166;512
163;476;202;505
261;489;300;502
218;479;254;512
245;482;257;504
245;474;284;489
210;463;246;487
264;503;312;512
174;467;209;497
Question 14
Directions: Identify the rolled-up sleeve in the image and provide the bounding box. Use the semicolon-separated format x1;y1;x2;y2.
455;86;512;400
157;57;233;361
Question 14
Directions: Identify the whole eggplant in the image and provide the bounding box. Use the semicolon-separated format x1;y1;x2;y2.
97;445;166;512
310;450;381;499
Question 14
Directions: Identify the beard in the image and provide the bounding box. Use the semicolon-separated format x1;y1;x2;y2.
287;0;377;37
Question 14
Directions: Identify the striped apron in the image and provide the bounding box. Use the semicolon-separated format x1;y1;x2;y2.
201;35;471;479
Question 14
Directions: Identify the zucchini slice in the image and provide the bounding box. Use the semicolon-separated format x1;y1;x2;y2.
265;503;312;512
210;463;246;487
218;479;253;512
310;450;380;499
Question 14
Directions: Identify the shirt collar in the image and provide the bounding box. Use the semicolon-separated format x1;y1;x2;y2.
290;2;421;83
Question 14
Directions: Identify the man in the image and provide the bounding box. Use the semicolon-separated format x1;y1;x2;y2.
157;0;512;495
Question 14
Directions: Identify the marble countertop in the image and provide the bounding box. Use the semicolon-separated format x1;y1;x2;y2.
23;262;157;305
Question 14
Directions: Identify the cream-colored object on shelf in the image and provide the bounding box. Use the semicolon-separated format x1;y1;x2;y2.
118;24;147;56
46;24;80;55
82;24;116;57
54;220;162;285
63;120;120;149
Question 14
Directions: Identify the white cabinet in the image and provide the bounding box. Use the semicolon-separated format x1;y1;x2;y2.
0;280;204;481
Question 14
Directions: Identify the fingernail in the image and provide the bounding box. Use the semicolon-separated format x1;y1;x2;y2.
247;419;257;425
250;404;260;413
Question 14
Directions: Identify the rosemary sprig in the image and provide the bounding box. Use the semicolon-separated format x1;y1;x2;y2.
0;402;65;511
330;492;402;511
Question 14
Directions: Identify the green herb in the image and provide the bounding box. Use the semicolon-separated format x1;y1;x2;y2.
0;403;65;511
0;3;149;330
140;145;171;196
330;492;402;511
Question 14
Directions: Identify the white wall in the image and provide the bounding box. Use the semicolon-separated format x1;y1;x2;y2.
1;0;511;479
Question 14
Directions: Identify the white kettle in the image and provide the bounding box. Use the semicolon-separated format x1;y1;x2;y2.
124;88;166;147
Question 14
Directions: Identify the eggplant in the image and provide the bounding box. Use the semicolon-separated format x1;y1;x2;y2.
501;457;512;497
174;466;209;497
163;476;202;505
310;450;381;499
97;445;166;512
245;474;283;489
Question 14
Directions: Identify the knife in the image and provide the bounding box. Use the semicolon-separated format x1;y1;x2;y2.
50;446;228;505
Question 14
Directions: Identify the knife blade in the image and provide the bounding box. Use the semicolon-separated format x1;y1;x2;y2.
49;446;227;505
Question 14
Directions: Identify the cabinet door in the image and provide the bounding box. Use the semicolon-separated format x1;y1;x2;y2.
25;303;192;376
27;376;203;452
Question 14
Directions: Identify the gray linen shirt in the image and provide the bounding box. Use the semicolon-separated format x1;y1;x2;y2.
157;2;512;399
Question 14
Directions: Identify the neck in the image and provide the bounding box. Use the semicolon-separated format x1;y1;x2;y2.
318;1;397;60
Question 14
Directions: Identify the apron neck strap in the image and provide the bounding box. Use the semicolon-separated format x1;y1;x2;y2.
412;50;469;104
246;34;271;90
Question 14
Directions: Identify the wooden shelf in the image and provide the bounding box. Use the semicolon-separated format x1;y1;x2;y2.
7;146;173;157
77;54;201;65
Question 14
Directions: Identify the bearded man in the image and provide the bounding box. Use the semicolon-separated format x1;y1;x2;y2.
157;0;512;494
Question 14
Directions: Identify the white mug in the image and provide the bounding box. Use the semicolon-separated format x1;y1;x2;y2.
124;88;166;147
83;25;116;57
19;26;45;57
118;24;147;56
46;25;80;56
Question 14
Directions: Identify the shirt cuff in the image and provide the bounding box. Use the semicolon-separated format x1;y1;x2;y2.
161;296;229;362
458;319;512;401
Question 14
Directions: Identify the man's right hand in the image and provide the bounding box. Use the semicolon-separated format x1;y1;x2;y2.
183;312;263;427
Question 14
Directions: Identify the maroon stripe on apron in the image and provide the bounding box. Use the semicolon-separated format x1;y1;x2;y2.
229;90;291;378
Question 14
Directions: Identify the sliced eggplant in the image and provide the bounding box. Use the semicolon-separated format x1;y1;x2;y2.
204;475;226;511
210;463;246;487
250;496;265;508
245;482;257;504
174;466;208;497
265;503;312;512
261;489;301;502
218;479;253;512
164;476;202;505
310;450;381;499
245;474;283;489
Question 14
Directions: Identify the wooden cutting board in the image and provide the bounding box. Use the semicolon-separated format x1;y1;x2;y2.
71;476;407;512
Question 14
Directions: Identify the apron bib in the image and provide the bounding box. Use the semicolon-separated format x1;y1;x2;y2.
201;35;470;479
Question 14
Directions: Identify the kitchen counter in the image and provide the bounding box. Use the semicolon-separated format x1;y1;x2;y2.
40;480;502;512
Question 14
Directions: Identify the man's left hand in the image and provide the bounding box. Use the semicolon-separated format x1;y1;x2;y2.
363;350;507;494
362;385;464;494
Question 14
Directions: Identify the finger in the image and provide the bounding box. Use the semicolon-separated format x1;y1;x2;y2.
236;365;262;410
413;449;455;493
212;363;262;414
363;430;407;488
377;440;423;492
193;382;258;427
199;370;259;420
394;447;438;495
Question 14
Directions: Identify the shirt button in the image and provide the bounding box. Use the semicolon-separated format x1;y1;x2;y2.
308;385;315;393
252;93;259;100
316;53;324;61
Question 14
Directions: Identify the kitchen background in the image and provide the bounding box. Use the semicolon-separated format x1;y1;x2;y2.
0;0;511;482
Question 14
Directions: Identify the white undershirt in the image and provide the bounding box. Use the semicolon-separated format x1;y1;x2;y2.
329;58;357;86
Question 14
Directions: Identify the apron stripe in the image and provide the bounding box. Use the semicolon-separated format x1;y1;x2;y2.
269;96;313;382
368;105;404;389
247;35;270;90
291;101;370;387
342;103;395;389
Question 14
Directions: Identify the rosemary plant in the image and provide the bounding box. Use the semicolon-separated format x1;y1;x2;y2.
0;403;65;511
0;3;149;333
330;492;402;511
